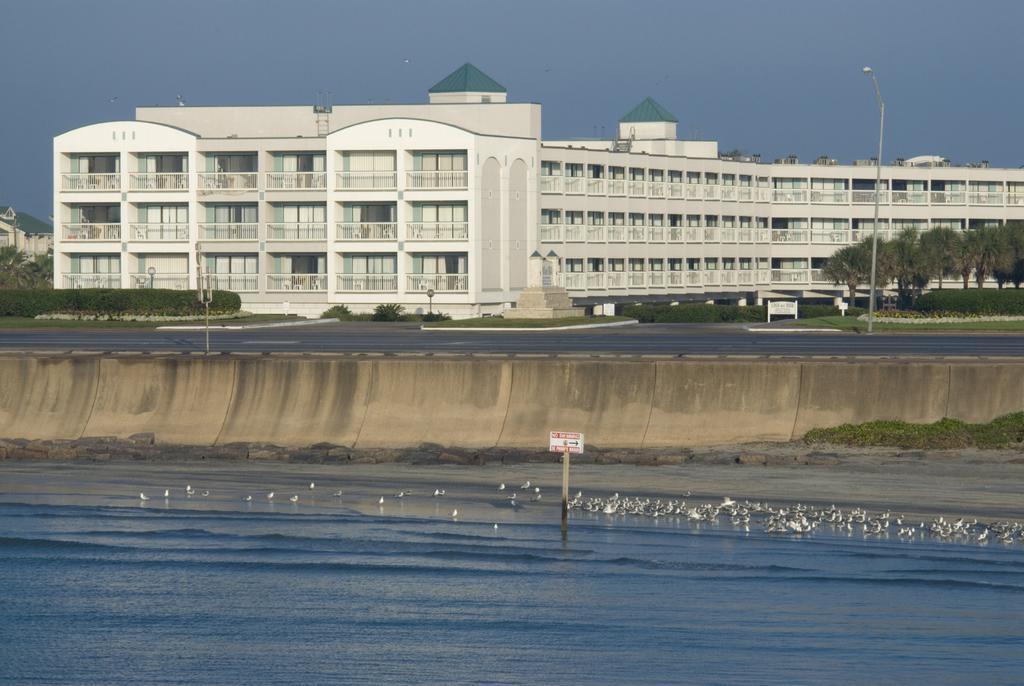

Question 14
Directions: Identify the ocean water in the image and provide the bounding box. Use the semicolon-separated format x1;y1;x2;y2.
1;498;1022;685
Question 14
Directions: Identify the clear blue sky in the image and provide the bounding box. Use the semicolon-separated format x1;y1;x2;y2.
4;0;1023;218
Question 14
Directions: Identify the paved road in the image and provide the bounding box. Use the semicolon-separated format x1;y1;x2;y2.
0;322;1021;357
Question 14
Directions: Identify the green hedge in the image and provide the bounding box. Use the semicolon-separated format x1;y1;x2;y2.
915;289;1024;316
623;303;766;323
0;289;241;317
799;304;867;318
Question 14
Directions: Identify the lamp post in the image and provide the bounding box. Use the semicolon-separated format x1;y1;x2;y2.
863;66;884;334
147;266;156;289
426;288;435;315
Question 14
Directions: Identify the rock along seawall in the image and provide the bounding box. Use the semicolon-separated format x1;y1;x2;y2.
0;354;1021;449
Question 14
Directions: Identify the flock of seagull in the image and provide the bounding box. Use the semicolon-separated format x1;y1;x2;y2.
136;481;1022;546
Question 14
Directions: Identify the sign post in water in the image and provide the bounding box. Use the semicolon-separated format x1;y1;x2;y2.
550;431;584;534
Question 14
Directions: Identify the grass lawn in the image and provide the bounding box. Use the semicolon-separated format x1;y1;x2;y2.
424;315;634;329
0;314;302;329
783;315;1024;333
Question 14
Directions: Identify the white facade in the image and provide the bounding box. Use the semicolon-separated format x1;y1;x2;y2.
53;66;1024;316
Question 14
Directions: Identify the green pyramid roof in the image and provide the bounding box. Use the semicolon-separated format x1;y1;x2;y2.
0;206;52;235
429;63;506;94
619;97;678;123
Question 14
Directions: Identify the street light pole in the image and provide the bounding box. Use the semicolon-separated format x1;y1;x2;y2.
863;66;885;334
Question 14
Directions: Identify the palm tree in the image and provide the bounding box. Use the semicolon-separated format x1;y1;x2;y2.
993;222;1024;288
919;226;960;289
822;240;872;306
886;228;931;307
964;226;1009;288
0;246;30;289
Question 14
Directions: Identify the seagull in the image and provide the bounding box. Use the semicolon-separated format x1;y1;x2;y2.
520;481;531;489
394;490;409;499
378;496;385;505
139;492;149;501
185;484;194;496
108;96;118;103
534;486;541;494
433;489;446;497
163;489;170;499
267;491;274;501
722;497;735;507
451;509;458;519
243;495;252;502
332;489;343;497
309;482;315;490
289;495;299;503
493;523;499;530
201;490;209;497
498;483;506;491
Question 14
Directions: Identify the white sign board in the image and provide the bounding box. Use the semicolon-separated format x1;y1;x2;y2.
549;431;584;454
838;301;849;316
767;300;798;322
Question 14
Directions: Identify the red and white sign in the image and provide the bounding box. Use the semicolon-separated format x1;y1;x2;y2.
549;431;584;454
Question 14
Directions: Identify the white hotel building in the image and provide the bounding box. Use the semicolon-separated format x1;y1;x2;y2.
53;63;1024;317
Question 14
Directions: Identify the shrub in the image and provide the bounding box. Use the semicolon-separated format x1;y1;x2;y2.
371;303;406;322
799;304;866;319
623;303;766;323
803;412;1024;450
321;304;352;320
0;289;241;318
915;289;1024;316
420;312;451;322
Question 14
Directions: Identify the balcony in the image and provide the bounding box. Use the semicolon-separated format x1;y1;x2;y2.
667;271;685;287
684;227;700;242
737;229;753;243
703;228;720;243
647;182;665;198
930;191;965;205
129;223;188;241
719;228;736;243
540;176;563;193
627;272;647;287
702;271;720;286
852;190;889;204
685;185;700;200
129;173;188;191
703;185;720;200
564;177;584;194
62;223;121;241
129;273;190;290
265;172;327;190
721;271;737;286
969;192;1004;205
607;226;626;242
1007;194;1024;206
407;273;468;292
811;230;851;244
563;273;585;290
627;180;646;197
266;223;327;240
267;273;328;291
62;274;120;289
337;222;398;241
586;272;605;289
667;227;684;242
207;274;258;292
685;272;702;287
667;182;684;199
540;224;561;242
608;179;626;196
197;172;257;191
606;272;625;288
648;226;665;242
586;225;605;242
336;273;398;292
406;170;469;190
648;272;665;287
335;171;397;191
61;173;119;192
771;189;808;203
586;178;605;195
628;226;646;242
810;190;849;204
810;269;828;283
406;222;469;241
737;271;754;285
771;229;809;243
563;225;585;242
771;269;810;283
737;187;754;202
198;223;258;240
891;190;927;205
720;186;737;201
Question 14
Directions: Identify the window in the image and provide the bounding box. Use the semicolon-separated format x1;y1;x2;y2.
565;163;584;178
687;172;701;184
705;215;719;227
212;154;257;173
342;151;395;171
629;213;644;226
73;154;119;173
418;151;467;172
668;170;683;183
648;214;664;226
541;161;562;177
648;169;664;182
566;211;584;225
415;254;467;274
541;209;562;225
609;212;625;225
280;204;326;225
648;259;664;271
210;204;257;223
722;216;735;228
76;205;120;223
587;258;604;272
587;211;605;225
279;153;325;173
140;205;187;223
565;258;584;273
668;258;683;271
629;167;645;181
686;215;701;227
587;164;604;179
608;258;625;272
139;154;187;173
629;258;645;271
609;166;625;180
73;254;120;273
209;255;258;274
669;214;683;226
346;254;396;274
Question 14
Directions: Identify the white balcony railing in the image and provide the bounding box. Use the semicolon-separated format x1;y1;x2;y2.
667;271;685;287
737;271;754;285
737;187;754;202
648;272;665;287
335;171;397;190
266;223;327;240
265;172;327;190
564;177;584;194
721;271;737;285
586;178;605;195
628;226;646;242
406;273;468;292
129;223;188;241
563;273;585;290
668;227;684;242
608;179;626;196
199;223;258;240
540;224;562;242
266;273;328;291
772;229;809;243
627;272;647;287
852;190;890;204
1007;194;1024;206
891;190;927;205
719;186;737;201
129;172;188;191
703;185;720;200
62;274;120;289
811;230;851;244
685;272;702;287
703;227;719;242
336;273;398;292
771;189;808;203
931;191;966;205
62;223;121;241
810;190;850;204
684;227;700;242
738;228;753;243
771;269;810;283
129;273;190;290
406;222;469;240
703;271;720;286
667;182;684;198
607;226;626;242
685;185;700;200
648;226;665;242
197;172;257;191
540;176;563;193
969;192;1004;205
810;269;828;283
406;170;469;190
586;225;605;242
61;173;120;191
647;182;665;198
337;222;398;240
207;274;258;291
606;272;625;288
627;180;646;197
564;225;585;242
719;228;736;243
586;272;605;289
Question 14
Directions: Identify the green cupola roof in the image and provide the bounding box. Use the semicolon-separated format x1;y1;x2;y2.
619;97;678;123
429;63;506;94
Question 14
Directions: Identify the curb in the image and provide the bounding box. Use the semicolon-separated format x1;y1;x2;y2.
421;319;640;333
157;319;333;332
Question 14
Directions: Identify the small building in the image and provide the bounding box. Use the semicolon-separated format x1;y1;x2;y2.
0;206;53;255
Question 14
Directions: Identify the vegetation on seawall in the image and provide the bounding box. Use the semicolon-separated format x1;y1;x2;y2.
804;413;1024;449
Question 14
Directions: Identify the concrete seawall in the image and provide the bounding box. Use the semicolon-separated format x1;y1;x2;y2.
1;354;1022;448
